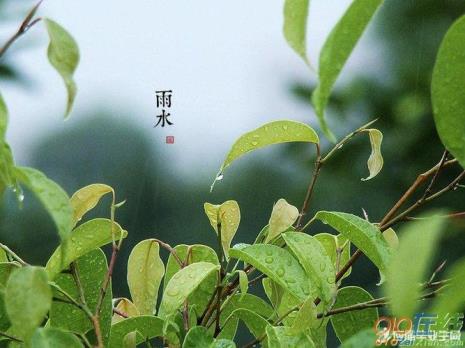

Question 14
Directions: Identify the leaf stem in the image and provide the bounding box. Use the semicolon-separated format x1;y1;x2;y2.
0;242;28;266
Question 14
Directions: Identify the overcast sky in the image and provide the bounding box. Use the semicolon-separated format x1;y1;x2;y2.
0;0;378;178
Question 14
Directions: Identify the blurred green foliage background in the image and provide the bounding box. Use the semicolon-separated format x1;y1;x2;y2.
1;0;465;346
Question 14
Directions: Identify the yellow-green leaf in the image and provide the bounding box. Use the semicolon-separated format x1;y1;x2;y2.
384;215;445;317
289;296;317;334
361;129;383;181
266;325;315;348
212;120;318;189
382;228;398;250
266;199;299;243
159;262;219;318
44;18;80;118
314;211;391;283
224;308;269;339
5;266;52;341
229;244;312;301
14;166;73;242
204;200;240;259
112;298;140;323
108;316;164;348
314;233;351;280
46;218;127;279
312;0;383;142
238;270;248;298
283;0;310;64
432;14;465;169
70;184;114;225
127;239;165;315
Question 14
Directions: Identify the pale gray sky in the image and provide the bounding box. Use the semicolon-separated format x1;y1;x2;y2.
0;0;378;178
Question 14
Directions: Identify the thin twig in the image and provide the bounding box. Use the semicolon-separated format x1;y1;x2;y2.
0;331;22;343
113;307;129;319
0;243;28;266
0;0;43;59
153;238;183;267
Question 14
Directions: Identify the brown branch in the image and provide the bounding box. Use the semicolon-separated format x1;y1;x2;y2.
0;331;22;343
0;0;43;59
153;238;183;267
112;307;129;319
296;143;321;228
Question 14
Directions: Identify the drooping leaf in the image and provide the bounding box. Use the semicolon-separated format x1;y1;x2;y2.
314;211;391;282
44;18;80;118
31;327;83;348
314;233;351;279
159;262;220;318
340;328;376;348
283;0;310;64
212;120;318;189
361;129;383;181
46;218;127;279
218;293;274;340
112;298;140;323
330;286;378;343
50;249;112;346
70;184;114;225
5;266;52;340
384;215;445;317
224;308;269;339
431;14;465;169
312;0;383;141
266;325;315;348
229;244;312;301
163;244;219;315
127;239;165;315
266;199;299;243
14;166;73;242
204;200;240;259
108;316;164;348
283;232;336;307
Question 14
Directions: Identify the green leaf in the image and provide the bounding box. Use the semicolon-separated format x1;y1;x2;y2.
204;200;241;258
0;262;18;331
330;286;378;343
229;244;312;301
112;298;140;323
224;308;269;338
266;199;299;243
14;166;73;242
31;328;83;348
0;92;7;139
238;270;248;298
340;328;376;348
44;18;80;118
159;262;220;318
45;218;127;279
312;0;383;141
266;325;315;348
314;233;351;279
108;316;164;348
5;266;52;340
382;228;398;250
212;120;319;189
218;293;274;340
384;215;445;317
289;295;317;334
183;326;236;348
283;0;310;64
50;249;112;346
361;129;383;181
432;257;465;315
127;239;165;315
432;14;465;169
314;211;391;282
122;331;138;348
70;184;114;225
283;232;336;307
163;244;219;315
